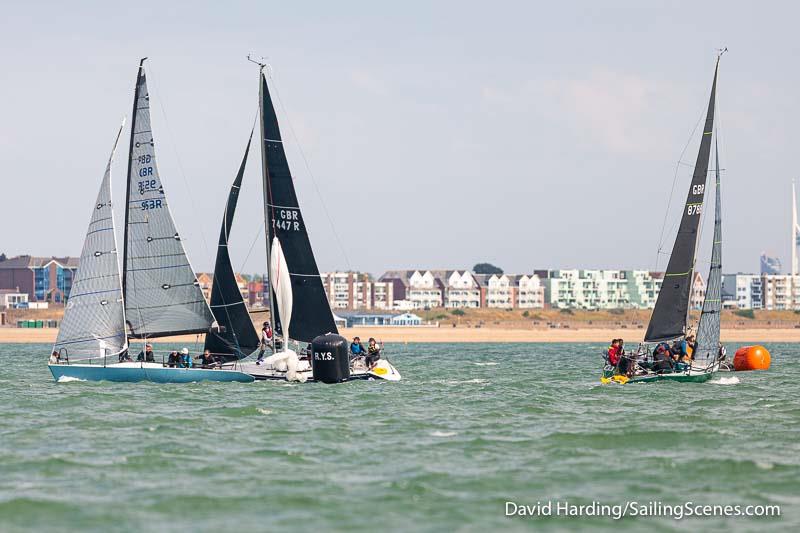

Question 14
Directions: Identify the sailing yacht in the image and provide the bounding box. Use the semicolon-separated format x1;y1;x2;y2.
601;53;726;384
213;61;401;382
48;59;253;383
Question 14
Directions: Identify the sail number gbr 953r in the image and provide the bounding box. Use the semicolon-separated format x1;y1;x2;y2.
272;208;301;231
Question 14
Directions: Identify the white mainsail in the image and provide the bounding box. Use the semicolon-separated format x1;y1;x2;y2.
54;123;127;360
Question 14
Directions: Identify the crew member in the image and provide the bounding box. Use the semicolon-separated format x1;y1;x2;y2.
366;338;382;368
137;344;155;362
256;322;273;364
179;347;192;368
350;337;366;357
200;349;217;368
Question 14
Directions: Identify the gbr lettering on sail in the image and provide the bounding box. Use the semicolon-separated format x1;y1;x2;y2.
273;208;302;231
687;184;705;216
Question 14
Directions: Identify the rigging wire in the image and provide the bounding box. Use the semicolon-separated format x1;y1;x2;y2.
146;63;256;356
652;101;708;272
265;68;354;272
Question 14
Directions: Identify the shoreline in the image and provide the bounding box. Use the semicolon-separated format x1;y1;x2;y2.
3;326;800;344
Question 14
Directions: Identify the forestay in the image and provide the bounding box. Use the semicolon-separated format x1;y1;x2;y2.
123;60;214;338
54;124;127;359
645;60;719;343
694;140;723;362
204;134;260;361
260;74;337;343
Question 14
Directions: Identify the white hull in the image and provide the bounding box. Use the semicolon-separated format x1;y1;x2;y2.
236;358;401;382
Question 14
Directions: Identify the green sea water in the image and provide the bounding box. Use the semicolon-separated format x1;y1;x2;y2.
0;342;797;532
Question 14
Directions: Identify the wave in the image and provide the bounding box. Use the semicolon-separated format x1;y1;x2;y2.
57;376;86;383
472;362;499;366
711;376;740;385
430;431;458;437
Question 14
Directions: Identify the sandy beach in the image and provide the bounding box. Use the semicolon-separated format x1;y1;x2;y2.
4;326;800;344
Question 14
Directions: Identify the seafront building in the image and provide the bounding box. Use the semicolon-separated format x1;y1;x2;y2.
377;270;545;310
197;272;250;303
319;271;394;310
3;250;790;312
722;274;763;310
760;275;800;310
0;255;78;304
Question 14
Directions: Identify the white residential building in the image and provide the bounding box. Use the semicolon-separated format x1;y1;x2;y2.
543;269;703;310
379;270;444;310
320;272;379;310
443;271;481;308
517;275;545;309
722;274;763;309
761;275;800;310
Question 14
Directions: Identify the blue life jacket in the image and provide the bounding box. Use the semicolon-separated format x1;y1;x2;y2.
351;343;364;354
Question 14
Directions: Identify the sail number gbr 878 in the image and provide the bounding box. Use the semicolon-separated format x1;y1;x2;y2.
687;184;705;216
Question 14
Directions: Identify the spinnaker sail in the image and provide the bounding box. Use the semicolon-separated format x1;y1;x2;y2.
122;59;214;338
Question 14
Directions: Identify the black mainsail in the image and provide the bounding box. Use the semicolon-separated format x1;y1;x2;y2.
123;59;215;338
259;73;338;344
203;134;260;361
694;140;723;361
644;60;719;343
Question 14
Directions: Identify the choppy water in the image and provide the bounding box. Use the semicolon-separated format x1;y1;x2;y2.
0;342;797;532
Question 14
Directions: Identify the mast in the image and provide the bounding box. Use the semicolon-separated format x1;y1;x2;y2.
250;56;277;352
645;54;720;343
122;58;147;314
793;180;798;276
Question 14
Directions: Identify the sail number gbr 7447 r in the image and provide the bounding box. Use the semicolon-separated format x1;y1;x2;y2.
272;208;301;231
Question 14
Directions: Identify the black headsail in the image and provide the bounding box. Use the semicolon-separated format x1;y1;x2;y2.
260;73;338;343
203;133;260;361
645;59;719;343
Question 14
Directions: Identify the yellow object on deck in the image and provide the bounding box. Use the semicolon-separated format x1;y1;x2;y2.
601;375;629;385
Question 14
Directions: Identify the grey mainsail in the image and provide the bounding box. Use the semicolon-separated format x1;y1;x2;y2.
645;59;718;343
54;123;127;359
122;59;214;338
694;140;722;362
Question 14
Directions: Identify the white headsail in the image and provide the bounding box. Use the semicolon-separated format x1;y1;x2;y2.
54;122;127;360
270;236;293;336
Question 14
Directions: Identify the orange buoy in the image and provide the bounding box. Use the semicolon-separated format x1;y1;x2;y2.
733;345;771;371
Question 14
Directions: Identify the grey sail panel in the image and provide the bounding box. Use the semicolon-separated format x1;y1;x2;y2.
694;140;722;362
54;125;127;359
204;133;260;361
260;74;337;343
645;61;718;343
123;61;214;338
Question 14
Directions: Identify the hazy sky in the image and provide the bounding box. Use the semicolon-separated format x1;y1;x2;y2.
1;1;798;276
